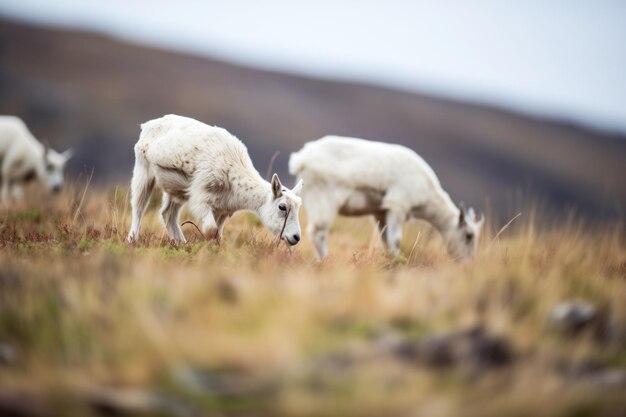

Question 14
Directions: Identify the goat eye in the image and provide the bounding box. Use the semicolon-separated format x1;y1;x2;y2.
46;164;54;171
278;203;287;211
466;233;474;242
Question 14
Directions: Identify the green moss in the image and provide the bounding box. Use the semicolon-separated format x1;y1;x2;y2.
159;368;272;413
8;208;42;223
102;241;127;256
77;239;97;251
134;242;204;259
389;316;431;340
158;245;192;259
17;240;38;254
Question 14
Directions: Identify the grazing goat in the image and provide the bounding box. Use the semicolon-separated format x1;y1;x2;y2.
0;115;73;202
127;115;303;245
289;136;484;260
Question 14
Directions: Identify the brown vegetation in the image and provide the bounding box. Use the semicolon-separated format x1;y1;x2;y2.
0;183;625;416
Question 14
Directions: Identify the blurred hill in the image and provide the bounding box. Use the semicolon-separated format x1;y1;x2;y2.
1;19;625;221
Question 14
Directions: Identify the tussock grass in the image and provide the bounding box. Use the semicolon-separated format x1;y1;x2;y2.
0;182;625;416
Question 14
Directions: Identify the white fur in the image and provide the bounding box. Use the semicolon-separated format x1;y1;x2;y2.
127;114;303;245
289;135;484;260
0;115;73;201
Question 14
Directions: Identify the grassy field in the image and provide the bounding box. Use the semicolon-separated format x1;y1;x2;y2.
0;182;625;417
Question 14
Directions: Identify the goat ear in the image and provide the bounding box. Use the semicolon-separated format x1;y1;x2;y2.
468;207;476;221
271;173;283;198
458;202;466;227
42;140;50;158
292;179;303;196
62;148;75;160
477;212;485;228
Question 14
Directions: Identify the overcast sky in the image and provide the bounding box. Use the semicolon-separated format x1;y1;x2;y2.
1;0;625;133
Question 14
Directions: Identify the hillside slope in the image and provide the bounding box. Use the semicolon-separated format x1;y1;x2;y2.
1;19;625;220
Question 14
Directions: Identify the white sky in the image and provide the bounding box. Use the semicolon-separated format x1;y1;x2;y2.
1;0;626;133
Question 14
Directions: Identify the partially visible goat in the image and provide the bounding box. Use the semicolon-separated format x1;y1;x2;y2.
0;115;73;201
127;114;303;244
290;135;483;260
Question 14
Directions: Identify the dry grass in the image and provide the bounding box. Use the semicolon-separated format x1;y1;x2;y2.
0;182;625;417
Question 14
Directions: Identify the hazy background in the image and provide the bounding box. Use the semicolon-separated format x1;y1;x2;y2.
1;0;625;221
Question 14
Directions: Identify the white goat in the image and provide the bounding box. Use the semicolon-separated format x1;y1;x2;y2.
0;115;73;202
289;135;484;260
127;114;303;245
